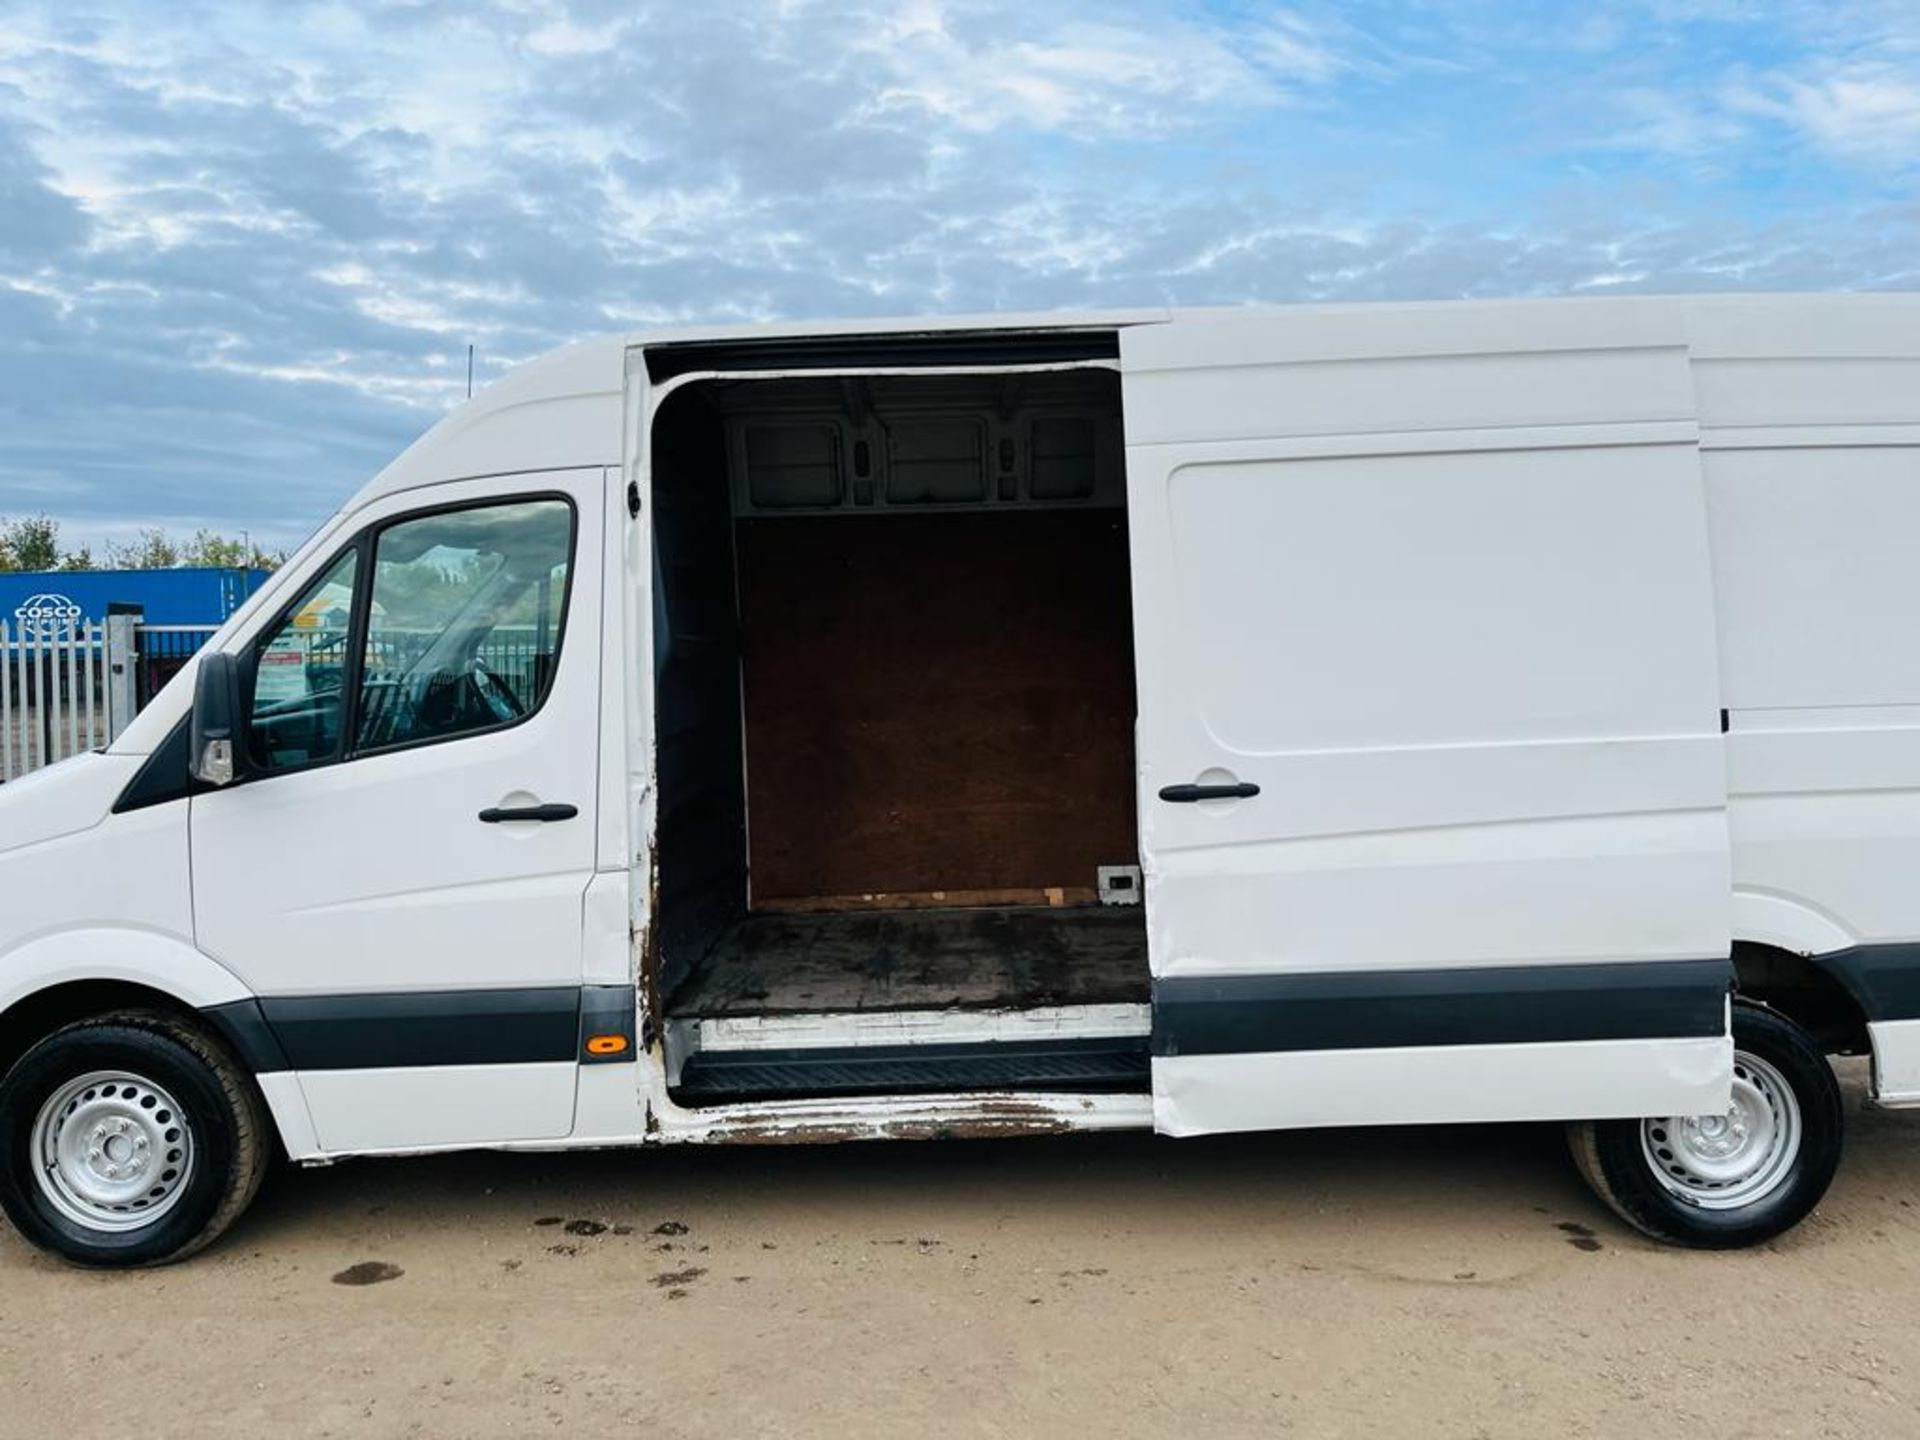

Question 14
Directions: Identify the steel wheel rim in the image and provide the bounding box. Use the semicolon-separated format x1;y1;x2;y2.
1641;1049;1801;1210
30;1071;195;1232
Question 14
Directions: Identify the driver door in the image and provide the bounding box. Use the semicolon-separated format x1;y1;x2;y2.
190;471;604;1153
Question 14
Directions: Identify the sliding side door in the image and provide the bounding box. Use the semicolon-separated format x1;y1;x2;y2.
1121;305;1733;1136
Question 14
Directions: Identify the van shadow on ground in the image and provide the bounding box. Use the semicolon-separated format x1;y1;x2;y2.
231;1062;1918;1259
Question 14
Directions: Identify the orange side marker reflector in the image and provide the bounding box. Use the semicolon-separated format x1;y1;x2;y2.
585;1034;630;1057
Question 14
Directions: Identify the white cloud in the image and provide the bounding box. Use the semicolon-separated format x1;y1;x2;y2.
856;1;1346;135
1728;65;1920;163
0;0;1916;551
1608;88;1750;157
524;15;630;57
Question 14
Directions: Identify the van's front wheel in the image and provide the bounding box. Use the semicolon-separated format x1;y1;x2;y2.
0;1011;271;1267
1569;1002;1842;1248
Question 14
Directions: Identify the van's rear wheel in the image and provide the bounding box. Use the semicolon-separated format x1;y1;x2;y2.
1569;1001;1842;1248
0;1012;271;1267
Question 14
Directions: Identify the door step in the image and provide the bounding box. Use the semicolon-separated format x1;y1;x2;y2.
672;1035;1151;1102
676;1001;1150;1054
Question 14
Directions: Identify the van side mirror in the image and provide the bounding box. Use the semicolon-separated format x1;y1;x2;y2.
190;651;250;787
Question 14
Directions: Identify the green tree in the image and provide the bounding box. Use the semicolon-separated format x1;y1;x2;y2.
107;528;181;570
0;515;62;572
0;519;282;574
106;526;280;571
180;528;250;568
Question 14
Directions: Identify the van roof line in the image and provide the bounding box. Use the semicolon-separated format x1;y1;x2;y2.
355;292;1920;510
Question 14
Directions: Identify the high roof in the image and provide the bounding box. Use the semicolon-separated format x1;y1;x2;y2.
627;305;1171;348
352;292;1920;510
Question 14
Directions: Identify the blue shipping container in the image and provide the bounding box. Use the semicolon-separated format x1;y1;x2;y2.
0;568;269;635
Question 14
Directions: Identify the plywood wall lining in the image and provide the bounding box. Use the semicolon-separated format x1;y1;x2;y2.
737;511;1139;904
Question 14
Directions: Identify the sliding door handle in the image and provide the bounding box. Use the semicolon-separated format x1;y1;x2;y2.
479;802;579;823
1158;782;1260;803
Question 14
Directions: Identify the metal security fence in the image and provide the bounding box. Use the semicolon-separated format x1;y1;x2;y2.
1;621;110;781
0;618;222;783
134;624;221;708
1;616;555;782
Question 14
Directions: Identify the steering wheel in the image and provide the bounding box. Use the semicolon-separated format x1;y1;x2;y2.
468;655;527;724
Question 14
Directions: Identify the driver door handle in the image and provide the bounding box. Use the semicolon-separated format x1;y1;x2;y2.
478;802;579;824
1158;782;1260;803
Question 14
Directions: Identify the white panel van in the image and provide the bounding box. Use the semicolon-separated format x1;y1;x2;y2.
3;293;1917;1265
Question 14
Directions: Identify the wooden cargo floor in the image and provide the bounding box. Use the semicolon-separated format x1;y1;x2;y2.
665;905;1150;1017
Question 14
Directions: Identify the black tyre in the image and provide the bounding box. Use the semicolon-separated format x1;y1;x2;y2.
1568;1001;1843;1249
0;1011;271;1267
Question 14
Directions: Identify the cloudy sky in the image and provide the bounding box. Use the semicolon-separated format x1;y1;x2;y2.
2;0;1918;554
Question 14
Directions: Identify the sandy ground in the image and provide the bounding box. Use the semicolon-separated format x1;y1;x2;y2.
2;1063;1917;1439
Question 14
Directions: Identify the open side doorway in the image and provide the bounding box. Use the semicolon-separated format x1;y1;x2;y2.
646;361;1154;1106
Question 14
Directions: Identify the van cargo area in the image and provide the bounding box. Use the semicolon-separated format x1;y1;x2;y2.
650;367;1148;1101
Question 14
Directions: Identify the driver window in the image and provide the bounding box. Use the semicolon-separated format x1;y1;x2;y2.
248;549;360;772
354;498;574;753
